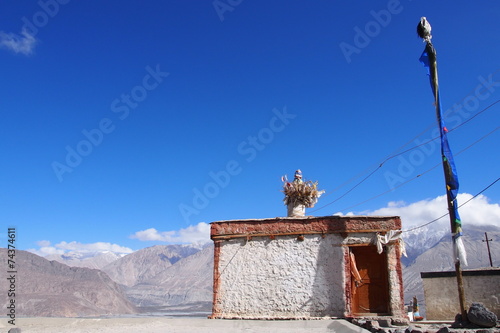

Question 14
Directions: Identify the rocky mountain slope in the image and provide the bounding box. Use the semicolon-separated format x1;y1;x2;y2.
402;224;500;311
401;224;448;267
124;245;213;309
101;244;201;287
0;249;136;317
19;224;495;318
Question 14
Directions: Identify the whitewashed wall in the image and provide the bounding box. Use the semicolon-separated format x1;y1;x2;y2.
214;234;346;318
423;271;500;320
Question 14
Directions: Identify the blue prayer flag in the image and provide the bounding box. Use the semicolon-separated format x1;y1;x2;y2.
419;44;467;264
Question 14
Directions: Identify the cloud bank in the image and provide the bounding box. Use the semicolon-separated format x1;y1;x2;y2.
0;28;37;55
29;223;210;257
130;222;210;244
28;240;134;257
29;194;497;257
341;193;500;229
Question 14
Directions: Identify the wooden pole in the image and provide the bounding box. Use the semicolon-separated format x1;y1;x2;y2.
419;28;468;321
483;232;493;267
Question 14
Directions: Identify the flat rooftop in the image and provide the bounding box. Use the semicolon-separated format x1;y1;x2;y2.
211;215;401;240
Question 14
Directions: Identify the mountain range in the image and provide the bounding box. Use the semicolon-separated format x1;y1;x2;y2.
0;249;136;317
45;251;124;270
101;244;202;287
123;245;213;310
402;223;500;313
3;222;498;317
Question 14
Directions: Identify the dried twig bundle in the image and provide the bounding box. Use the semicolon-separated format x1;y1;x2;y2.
282;180;324;208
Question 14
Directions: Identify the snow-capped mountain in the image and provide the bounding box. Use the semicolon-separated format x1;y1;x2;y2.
34;225;497;317
45;250;126;270
401;222;448;266
402;223;500;315
101;244;203;287
124;245;213;309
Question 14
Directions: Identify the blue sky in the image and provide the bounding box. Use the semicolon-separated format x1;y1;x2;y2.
1;0;499;255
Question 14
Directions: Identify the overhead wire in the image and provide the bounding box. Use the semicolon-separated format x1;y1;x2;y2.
403;176;500;233
321;95;500;200
334;126;499;213
320;123;435;198
310;99;500;214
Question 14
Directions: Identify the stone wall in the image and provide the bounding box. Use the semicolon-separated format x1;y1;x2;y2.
210;216;406;320
387;243;406;318
212;234;345;319
422;269;500;320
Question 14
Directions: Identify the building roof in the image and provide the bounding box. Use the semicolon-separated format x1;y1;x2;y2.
211;215;401;240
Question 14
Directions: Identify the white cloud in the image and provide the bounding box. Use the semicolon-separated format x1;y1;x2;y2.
30;246;66;257
130;222;210;244
355;193;500;229
28;223;211;258
55;241;134;254
0;28;37;55
36;240;51;247
28;241;134;257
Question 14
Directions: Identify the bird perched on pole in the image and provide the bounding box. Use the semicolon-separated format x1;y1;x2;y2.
417;17;432;42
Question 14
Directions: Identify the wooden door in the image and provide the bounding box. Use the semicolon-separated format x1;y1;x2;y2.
350;246;389;315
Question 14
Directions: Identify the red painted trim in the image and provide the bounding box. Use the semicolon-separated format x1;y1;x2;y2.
209;240;222;319
344;247;353;317
395;243;406;316
211;216;401;239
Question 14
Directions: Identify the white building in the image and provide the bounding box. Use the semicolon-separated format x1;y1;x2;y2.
210;215;407;321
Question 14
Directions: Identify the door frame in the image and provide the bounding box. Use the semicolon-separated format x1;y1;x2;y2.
347;244;390;316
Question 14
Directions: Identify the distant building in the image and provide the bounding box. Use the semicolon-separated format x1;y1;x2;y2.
421;268;500;320
209;215;407;321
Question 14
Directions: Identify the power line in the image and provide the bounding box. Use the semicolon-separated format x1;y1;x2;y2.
385;99;500;163
446;99;500;134
319;123;435;199
311;99;500;214
403;177;500;233
333;126;499;213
